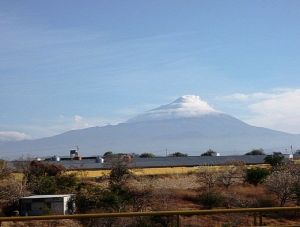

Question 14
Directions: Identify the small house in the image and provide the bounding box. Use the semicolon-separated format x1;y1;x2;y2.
20;194;74;216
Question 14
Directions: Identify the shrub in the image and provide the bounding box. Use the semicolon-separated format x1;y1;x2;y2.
254;196;276;208
224;193;252;208
198;191;225;209
109;159;130;188
245;168;269;186
30;176;57;194
264;153;284;167
75;159;133;214
55;173;79;193
75;184;104;213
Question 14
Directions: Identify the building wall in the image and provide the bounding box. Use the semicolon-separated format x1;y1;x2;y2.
66;164;271;178
20;197;71;216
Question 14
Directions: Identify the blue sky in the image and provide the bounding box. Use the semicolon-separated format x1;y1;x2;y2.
1;0;300;140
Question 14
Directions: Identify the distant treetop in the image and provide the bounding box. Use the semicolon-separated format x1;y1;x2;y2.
245;149;265;155
264;152;285;167
103;151;113;158
201;149;217;156
169;152;188;157
139;153;155;158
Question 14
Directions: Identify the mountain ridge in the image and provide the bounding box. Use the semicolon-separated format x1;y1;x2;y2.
0;96;299;159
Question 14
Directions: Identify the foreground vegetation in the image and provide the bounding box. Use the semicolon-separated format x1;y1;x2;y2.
1;155;300;226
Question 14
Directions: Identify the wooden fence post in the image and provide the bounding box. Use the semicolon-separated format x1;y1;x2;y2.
253;212;257;226
176;214;181;227
259;213;263;226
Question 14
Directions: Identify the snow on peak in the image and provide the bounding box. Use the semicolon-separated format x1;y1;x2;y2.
128;95;219;123
171;95;216;111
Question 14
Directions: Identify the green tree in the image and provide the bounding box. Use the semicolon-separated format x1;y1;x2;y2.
245;149;265;155
139;153;156;158
264;153;284;167
30;176;57;194
56;173;79;193
169;152;188;157
245;167;270;186
103;151;113;158
75;159;133;214
26;161;79;195
201;149;217;156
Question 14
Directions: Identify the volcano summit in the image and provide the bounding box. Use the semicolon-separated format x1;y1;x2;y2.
0;95;299;158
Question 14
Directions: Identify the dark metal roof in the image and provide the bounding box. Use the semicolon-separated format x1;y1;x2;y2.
44;155;285;170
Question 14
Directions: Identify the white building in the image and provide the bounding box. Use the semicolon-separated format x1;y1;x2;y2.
20;194;74;216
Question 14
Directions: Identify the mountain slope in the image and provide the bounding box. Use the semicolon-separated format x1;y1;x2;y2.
1;96;299;158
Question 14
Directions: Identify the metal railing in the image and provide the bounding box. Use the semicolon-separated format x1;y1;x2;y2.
0;207;300;226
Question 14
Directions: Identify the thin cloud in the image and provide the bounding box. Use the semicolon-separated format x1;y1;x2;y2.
0;131;31;142
217;91;284;102
246;89;300;134
218;88;300;134
0;115;123;139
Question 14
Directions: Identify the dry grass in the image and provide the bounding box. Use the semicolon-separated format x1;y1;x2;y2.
1;220;82;227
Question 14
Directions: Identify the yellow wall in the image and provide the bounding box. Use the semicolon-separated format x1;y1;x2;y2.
67;164;271;178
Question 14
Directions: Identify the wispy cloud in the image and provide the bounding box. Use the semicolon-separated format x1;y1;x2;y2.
246;89;300;134
0;131;31;142
219;88;300;134
0;114;124;139
217;89;295;102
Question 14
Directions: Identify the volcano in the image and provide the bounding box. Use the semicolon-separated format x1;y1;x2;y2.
1;95;299;158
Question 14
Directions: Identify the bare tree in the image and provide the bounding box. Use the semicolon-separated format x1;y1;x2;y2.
0;178;28;202
197;167;221;191
264;165;298;206
219;161;246;189
0;160;11;180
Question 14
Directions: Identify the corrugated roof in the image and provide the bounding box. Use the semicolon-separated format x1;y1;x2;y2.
44;155;284;170
21;194;73;199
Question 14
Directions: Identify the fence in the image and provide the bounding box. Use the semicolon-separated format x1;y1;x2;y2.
0;207;300;226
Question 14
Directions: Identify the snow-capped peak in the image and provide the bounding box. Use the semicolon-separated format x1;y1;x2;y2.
128;95;219;123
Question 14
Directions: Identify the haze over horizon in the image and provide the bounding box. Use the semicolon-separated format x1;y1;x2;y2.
1;1;300;141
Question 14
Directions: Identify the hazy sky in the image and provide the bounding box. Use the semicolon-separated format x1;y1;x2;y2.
1;0;300;140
